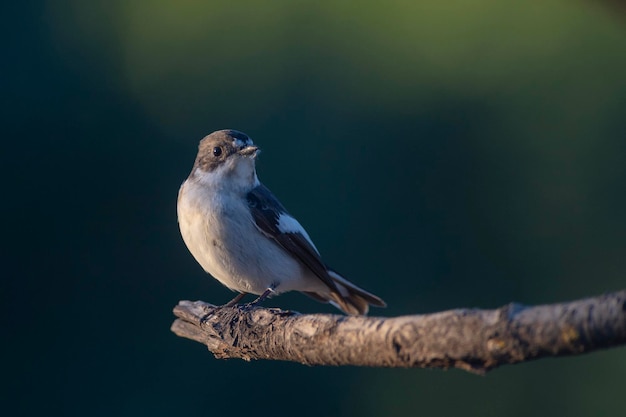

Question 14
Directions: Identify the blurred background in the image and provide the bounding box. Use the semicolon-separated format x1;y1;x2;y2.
3;0;626;416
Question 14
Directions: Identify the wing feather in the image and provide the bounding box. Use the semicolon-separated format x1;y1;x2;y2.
246;185;339;293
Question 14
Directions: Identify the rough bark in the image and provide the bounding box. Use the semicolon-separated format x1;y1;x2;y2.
171;290;626;374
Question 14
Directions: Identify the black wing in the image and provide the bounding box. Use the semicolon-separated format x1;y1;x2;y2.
246;184;340;293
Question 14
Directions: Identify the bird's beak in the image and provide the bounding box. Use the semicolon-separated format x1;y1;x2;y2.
238;145;259;157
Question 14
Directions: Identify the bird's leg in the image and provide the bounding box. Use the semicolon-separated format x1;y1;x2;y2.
200;293;248;325
224;292;248;307
252;288;275;304
242;286;276;310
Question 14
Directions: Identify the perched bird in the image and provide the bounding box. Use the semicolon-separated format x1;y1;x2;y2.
177;129;386;315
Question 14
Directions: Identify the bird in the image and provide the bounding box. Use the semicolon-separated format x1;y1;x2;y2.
177;129;386;315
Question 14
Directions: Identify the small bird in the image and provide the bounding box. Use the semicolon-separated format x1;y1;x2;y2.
177;129;386;315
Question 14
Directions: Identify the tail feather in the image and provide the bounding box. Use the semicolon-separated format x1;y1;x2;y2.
304;269;386;315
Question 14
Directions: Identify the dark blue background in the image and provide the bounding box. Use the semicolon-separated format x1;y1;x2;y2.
3;1;626;416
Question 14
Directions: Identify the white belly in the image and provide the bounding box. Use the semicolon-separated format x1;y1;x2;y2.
177;182;323;295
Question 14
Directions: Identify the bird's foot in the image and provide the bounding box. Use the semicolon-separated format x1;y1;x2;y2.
238;287;275;311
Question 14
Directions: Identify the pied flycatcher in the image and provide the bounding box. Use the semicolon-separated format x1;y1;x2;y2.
177;129;386;315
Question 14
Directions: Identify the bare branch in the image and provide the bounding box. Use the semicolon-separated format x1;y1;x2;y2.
171;290;626;374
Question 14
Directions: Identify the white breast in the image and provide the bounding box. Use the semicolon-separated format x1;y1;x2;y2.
177;179;323;295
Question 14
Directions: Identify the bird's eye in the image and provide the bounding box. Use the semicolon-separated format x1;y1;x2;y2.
213;147;222;157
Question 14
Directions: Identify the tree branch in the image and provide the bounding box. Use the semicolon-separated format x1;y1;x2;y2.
171;290;626;374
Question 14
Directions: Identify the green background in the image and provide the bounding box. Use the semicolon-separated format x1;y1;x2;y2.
4;1;626;416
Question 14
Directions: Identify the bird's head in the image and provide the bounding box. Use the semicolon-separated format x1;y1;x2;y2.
191;129;260;192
